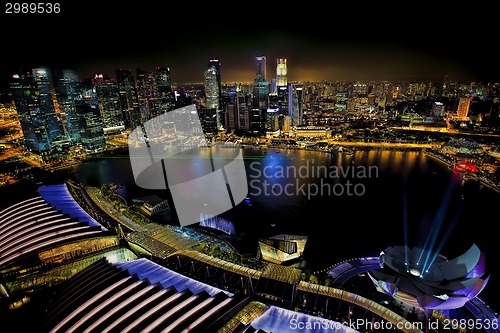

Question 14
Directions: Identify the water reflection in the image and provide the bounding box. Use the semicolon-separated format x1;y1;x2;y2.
71;146;500;311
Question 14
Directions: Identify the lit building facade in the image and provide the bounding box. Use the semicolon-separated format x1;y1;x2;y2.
432;101;445;117
288;82;303;125
457;96;471;119
236;92;250;131
9;67;62;152
276;58;287;87
256;56;267;81
93;74;124;132
75;86;105;152
53;69;82;143
290;125;331;139
116;69;140;129
155;66;175;114
204;62;223;130
136;68;159;122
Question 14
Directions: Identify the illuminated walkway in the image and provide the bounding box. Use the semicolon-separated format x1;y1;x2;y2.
298;281;423;333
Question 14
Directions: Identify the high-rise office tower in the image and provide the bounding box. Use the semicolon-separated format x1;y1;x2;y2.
208;58;222;101
256;56;267;82
10;67;62;152
197;107;218;134
224;91;237;130
276;59;288;117
236;92;251;131
457;96;471;119
252;57;268;134
75;83;105;151
136;68;159;122
276;58;287;87
269;78;277;95
265;108;280;132
288;83;303;126
76;101;106;152
156;66;175;114
93;74;124;132
250;108;264;133
116;69;140;129
204;64;222;130
207;58;223;130
53;69;82;143
252;80;269;110
253;56;269;110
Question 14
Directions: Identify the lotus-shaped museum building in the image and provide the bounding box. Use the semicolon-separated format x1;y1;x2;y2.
368;244;489;310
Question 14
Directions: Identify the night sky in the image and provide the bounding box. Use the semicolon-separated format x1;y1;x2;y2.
1;3;499;89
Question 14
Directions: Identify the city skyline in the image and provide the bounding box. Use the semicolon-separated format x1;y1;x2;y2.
2;37;497;89
2;4;500;90
1;4;500;329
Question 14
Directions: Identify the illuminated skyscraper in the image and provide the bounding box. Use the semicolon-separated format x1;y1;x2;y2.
93;74;124;132
236;92;250;131
457;96;471;119
276;58;287;87
53;69;82;143
75;83;105;152
156;66;175;114
116;69;140;129
208;58;222;95
256;56;267;82
276;59;288;117
253;56;269;110
288;83;303;125
136;68;159;122
208;58;222;113
204;63;222;129
9;67;62;152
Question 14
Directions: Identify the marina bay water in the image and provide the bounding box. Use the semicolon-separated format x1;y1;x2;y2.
70;147;500;310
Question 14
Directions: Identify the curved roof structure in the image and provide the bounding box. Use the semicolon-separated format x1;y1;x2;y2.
0;184;108;269
44;258;246;333
368;244;489;310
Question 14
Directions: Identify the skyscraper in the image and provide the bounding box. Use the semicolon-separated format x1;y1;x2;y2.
116;69;140;130
457;96;471;119
236;92;250;131
136;68;159;122
252;56;268;134
75;83;105;152
288;83;303;126
276;58;288;117
253;56;269;110
204;64;222;129
93;74;124;132
53;69;82;143
10;67;62;152
256;56;267;82
155;66;175;114
208;58;222;101
276;58;287;87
